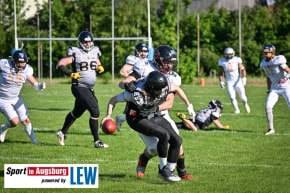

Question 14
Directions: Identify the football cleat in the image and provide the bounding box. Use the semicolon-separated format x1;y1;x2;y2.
0;129;8;143
180;173;195;180
136;154;149;177
234;109;240;114
56;130;65;146
244;103;251;113
94;140;109;148
158;165;181;182
177;168;195;180
265;129;275;135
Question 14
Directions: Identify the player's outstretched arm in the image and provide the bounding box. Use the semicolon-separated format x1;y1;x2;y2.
172;85;195;117
27;75;46;91
212;119;230;129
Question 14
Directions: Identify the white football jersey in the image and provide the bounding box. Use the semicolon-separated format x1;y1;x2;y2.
133;59;158;78
0;59;33;99
218;56;242;82
166;70;181;87
260;55;287;86
125;55;139;66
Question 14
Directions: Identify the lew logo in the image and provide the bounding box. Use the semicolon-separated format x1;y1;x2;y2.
4;164;99;188
70;166;98;185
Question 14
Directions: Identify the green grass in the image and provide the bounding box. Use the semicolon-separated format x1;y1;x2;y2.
0;78;290;193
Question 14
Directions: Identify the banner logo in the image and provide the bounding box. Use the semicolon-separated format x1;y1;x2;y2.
4;164;99;188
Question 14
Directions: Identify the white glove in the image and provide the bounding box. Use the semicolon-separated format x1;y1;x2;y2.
285;73;290;79
220;81;225;89
241;77;247;86
34;82;46;91
187;104;196;118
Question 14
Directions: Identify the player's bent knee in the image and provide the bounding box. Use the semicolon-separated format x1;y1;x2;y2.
146;147;158;158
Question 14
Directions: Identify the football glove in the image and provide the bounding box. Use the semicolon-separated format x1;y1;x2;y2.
70;72;80;80
285;73;290;79
187;104;196;118
220;81;225;89
279;78;287;84
34;82;46;91
224;125;230;129
124;81;137;92
241;77;247;86
177;112;187;120
96;65;104;73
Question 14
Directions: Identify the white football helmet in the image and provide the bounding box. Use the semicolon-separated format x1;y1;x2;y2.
224;47;235;59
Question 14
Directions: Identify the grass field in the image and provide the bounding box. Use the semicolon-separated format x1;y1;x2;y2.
0;78;290;193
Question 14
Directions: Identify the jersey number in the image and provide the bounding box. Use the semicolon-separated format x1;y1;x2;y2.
79;61;97;71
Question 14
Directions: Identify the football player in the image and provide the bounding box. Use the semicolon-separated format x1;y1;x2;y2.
118;45;195;180
55;31;108;148
0;50;46;143
116;43;149;130
260;44;290;135
105;71;182;182
176;99;230;131
218;47;250;114
119;43;148;78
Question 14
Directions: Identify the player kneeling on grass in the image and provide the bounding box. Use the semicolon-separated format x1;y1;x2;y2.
176;99;230;131
0;50;46;143
104;71;182;182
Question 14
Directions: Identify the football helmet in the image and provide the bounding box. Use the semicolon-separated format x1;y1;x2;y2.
224;47;235;59
208;99;223;110
78;31;94;52
263;44;275;53
153;45;177;73
263;44;275;60
144;71;168;98
135;43;148;58
12;50;28;70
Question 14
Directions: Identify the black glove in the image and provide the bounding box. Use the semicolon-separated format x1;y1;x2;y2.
124;81;137;92
139;105;159;117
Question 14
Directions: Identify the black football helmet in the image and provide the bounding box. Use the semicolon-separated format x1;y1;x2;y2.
12;50;28;70
144;71;168;98
224;47;235;59
78;31;94;52
208;99;223;110
135;43;148;58
153;45;177;73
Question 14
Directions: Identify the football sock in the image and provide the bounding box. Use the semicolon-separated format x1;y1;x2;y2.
61;112;76;134
231;98;239;112
24;123;37;144
177;153;186;170
0;121;11;132
159;157;167;169
139;153;149;166
89;118;99;141
167;162;177;172
266;108;274;130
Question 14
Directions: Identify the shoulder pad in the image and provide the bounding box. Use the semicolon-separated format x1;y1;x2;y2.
273;55;287;65
126;55;138;65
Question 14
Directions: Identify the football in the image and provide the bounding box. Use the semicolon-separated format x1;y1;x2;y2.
101;119;117;134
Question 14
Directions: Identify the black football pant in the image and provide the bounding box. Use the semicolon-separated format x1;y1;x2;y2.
126;115;182;164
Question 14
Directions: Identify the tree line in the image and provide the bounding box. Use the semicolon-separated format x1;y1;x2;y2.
0;0;289;83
